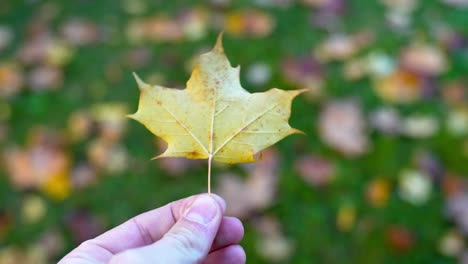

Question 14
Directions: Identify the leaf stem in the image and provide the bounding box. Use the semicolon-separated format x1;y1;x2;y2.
208;154;214;194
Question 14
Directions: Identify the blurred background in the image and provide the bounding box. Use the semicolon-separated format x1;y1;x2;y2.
0;0;468;263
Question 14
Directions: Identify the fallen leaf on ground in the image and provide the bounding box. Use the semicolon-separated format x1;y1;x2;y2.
319;99;369;156
294;154;335;187
253;216;294;262
216;148;280;218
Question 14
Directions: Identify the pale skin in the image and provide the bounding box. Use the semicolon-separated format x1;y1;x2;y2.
59;194;245;264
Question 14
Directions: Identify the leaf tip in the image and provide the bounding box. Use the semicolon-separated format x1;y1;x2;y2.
150;156;161;161
151;152;168;160
292;88;309;97
291;128;306;135
126;113;136;119
214;32;225;53
133;72;148;91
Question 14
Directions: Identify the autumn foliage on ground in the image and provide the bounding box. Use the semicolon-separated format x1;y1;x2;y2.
1;1;468;263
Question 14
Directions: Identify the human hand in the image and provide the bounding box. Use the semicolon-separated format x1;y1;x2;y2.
59;194;245;264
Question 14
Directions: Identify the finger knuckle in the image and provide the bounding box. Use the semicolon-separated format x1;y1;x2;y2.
164;227;205;263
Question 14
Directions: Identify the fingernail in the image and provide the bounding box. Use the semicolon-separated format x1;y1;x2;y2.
185;196;218;225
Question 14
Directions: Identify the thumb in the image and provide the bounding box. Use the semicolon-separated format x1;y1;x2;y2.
111;194;224;264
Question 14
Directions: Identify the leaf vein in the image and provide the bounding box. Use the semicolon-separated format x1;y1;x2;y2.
213;103;278;155
159;104;209;155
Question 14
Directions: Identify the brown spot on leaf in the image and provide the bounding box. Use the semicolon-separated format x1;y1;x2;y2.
189;151;202;158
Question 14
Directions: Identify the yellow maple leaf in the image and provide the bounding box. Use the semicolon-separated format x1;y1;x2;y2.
129;34;304;193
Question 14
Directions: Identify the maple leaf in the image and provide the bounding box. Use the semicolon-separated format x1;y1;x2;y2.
129;34;304;193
